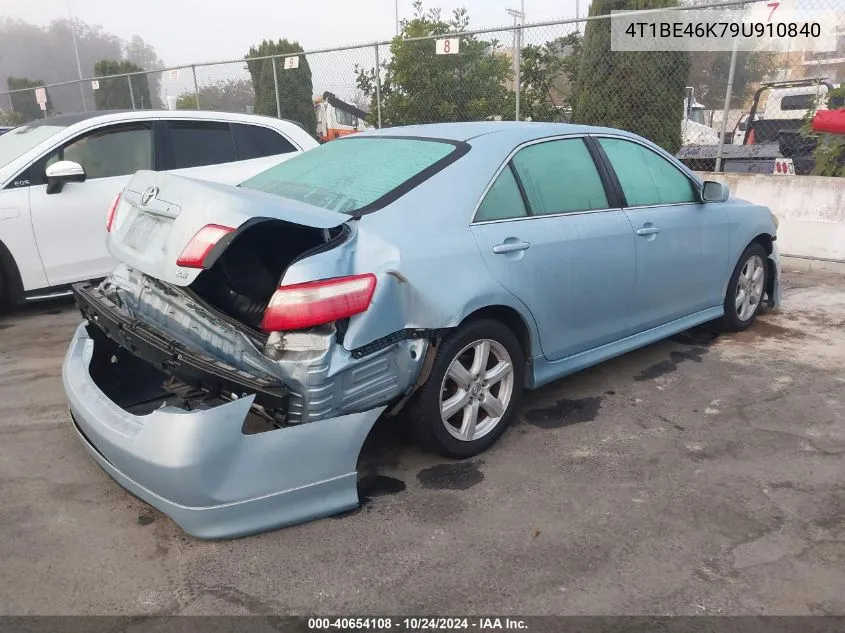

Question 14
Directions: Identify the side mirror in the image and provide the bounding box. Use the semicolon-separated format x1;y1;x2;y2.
702;180;729;203
45;160;86;194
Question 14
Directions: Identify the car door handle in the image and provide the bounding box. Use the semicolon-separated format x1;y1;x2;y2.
493;241;531;254
636;226;661;236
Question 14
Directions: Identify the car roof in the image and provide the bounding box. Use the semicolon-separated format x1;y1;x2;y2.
26;109;306;129
359;121;636;143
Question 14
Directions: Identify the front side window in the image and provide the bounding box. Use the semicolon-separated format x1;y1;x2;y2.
511;138;608;215
475;166;528;222
334;108;358;127
45;124;152;180
598;137;697;206
167;121;235;169
240;136;462;215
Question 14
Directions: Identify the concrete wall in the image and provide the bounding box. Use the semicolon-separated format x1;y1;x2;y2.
696;172;845;262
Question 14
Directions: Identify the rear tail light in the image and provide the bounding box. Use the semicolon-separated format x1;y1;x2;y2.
176;224;235;269
261;273;377;332
105;192;121;232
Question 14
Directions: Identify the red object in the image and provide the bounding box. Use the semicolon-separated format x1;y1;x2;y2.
176;224;235;268
261;273;377;332
105;192;121;232
812;109;845;135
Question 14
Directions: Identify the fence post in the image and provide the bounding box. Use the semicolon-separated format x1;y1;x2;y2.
374;45;383;129
272;57;282;119
715;40;738;173
191;65;201;110
127;75;136;110
515;24;522;121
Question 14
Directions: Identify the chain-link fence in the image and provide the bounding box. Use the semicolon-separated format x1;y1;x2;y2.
1;0;844;173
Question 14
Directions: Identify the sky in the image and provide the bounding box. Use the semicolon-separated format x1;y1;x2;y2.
3;0;583;67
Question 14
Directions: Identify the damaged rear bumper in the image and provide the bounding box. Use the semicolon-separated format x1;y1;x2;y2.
64;321;385;539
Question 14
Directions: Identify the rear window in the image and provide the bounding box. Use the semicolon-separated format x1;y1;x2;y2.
239;136;464;214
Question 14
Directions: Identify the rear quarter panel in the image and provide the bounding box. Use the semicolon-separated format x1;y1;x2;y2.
281;132;543;357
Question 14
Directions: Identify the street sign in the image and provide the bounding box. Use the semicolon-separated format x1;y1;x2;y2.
91;80;100;90
283;56;300;70
34;87;47;104
39;102;47;111
436;37;460;54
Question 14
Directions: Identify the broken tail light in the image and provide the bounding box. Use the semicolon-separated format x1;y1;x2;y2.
105;192;121;232
176;224;236;269
261;273;377;332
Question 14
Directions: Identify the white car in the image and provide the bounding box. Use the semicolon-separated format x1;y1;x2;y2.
0;110;318;305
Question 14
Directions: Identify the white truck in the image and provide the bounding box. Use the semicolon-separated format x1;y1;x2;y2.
682;87;719;146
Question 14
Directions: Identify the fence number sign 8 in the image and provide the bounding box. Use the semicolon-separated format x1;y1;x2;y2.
91;80;100;90
284;56;300;70
436;38;461;54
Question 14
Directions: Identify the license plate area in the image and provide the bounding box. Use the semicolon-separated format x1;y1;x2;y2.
123;212;162;250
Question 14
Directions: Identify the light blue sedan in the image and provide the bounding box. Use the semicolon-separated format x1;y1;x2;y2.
63;122;780;537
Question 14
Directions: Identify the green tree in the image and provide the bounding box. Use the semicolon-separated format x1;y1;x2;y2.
0;110;24;127
7;77;52;122
176;79;255;113
799;86;845;177
519;33;582;122
93;60;152;110
688;51;778;109
355;1;512;126
245;39;316;133
572;0;690;152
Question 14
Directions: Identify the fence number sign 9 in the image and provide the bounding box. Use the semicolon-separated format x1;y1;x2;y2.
284;56;300;70
436;38;461;54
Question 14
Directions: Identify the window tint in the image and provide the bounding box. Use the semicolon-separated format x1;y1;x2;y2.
475;166;527;222
232;123;297;160
598;138;697;206
240;137;459;214
45;124;152;180
511;138;608;215
167;121;235;169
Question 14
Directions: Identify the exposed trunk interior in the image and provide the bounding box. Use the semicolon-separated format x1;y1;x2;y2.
188;220;346;330
86;323;284;434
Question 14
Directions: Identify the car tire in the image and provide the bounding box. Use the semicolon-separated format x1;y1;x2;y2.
721;242;768;332
405;318;525;459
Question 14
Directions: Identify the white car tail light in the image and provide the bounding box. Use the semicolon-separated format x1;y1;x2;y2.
261;274;377;332
105;192;121;232
176;224;236;269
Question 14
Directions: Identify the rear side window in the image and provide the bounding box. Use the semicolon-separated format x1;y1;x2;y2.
475;166;527;222
240;136;464;215
232;123;297;160
598;137;697;206
780;94;817;111
166;121;235;169
511;138;608;215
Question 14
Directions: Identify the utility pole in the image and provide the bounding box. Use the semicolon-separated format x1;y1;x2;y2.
67;0;87;111
506;5;525;121
395;0;400;36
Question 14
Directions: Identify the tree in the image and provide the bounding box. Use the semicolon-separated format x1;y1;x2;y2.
0;110;23;127
355;1;512;126
7;77;52;122
519;33;582;122
572;0;691;153
176;79;255;113
0;18;161;114
688;51;778;109
245;39;316;133
93;60;152;110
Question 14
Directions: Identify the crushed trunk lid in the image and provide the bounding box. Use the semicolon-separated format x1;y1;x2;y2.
108;170;348;287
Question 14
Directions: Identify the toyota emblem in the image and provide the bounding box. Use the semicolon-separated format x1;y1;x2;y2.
140;186;159;206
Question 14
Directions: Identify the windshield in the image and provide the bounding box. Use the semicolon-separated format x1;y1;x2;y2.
689;108;707;125
239;136;463;214
0;124;67;170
